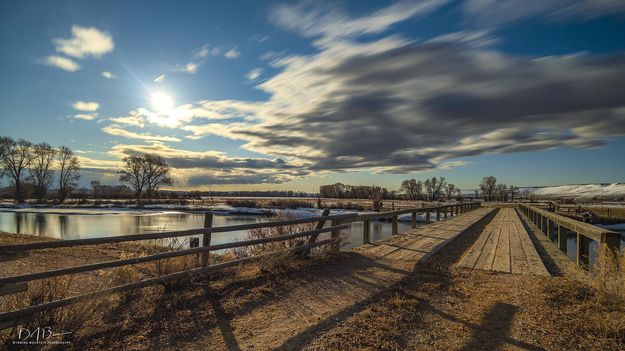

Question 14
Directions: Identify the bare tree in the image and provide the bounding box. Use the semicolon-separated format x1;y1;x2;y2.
119;155;148;204
91;180;101;199
509;185;519;202
144;154;173;200
424;179;433;200
445;183;456;200
0;137;33;203
400;179;423;200
57;146;80;203
434;177;447;200
29;143;57;203
479;176;497;202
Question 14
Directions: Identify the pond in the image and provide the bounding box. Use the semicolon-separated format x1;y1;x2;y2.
0;209;417;250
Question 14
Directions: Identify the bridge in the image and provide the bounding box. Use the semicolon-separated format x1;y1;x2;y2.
0;202;621;349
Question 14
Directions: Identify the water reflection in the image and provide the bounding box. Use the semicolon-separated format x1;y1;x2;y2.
0;211;414;250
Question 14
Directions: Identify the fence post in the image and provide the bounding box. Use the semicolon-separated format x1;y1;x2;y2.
576;233;589;267
331;218;342;250
363;220;371;244
601;232;621;258
436;208;441;221
392;216;399;235
426;211;431;224
201;213;213;267
558;226;567;252
411;212;417;229
443;207;448;220
303;208;331;257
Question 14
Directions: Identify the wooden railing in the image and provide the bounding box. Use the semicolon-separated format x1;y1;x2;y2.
518;203;621;267
0;202;481;328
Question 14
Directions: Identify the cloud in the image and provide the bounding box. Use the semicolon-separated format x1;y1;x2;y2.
176;63;198;74
53;25;114;59
101;125;181;142
271;0;449;42
101;71;116;79
107;142;307;186
224;48;240;59
247;68;263;81
168;36;625;174
108;109;146;128
98;2;625;179
42;55;81;72
73;113;98;121
463;0;625;24
153;74;166;83
73;100;99;112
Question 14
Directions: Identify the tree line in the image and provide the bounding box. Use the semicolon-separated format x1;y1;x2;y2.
1;136;174;204
0;137;80;203
320;176;522;202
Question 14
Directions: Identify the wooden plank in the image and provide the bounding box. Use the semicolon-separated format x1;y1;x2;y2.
0;282;28;296
492;210;512;273
515;220;549;276
474;212;505;271
509;218;530;275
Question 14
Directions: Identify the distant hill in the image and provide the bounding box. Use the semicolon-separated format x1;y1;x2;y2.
522;183;625;199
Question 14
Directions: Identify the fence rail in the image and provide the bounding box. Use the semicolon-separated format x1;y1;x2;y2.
0;201;481;329
518;203;621;267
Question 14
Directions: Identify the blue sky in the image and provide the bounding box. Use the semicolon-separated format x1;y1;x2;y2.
1;0;625;192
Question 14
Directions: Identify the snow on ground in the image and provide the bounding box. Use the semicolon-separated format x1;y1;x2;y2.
598;223;625;231
528;183;625;197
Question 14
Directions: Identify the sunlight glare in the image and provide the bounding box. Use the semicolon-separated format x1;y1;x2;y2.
150;92;174;112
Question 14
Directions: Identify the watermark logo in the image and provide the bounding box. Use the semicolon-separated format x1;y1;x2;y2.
12;327;72;345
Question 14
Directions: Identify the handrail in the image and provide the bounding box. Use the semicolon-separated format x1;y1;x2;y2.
518;203;616;242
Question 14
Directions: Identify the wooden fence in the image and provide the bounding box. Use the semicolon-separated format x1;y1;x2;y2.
518;203;621;267
0;202;481;329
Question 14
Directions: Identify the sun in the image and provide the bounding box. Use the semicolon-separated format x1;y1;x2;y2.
150;92;174;112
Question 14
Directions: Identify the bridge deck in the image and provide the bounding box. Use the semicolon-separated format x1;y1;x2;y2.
358;207;495;266
458;208;549;276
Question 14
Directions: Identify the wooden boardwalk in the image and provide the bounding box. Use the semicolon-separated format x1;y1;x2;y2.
457;208;549;276
357;207;494;267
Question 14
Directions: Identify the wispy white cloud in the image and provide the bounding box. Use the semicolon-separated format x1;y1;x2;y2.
224;48;240;59
271;0;449;43
53;25;114;59
101;125;181;142
176;62;198;74
42;55;81;72
72;100;99;112
108;109;146;128
101;71;116;79
247;68;263;81
73;113;98;120
153;74;166;83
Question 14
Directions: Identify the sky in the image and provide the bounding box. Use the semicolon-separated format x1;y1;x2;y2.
1;0;625;192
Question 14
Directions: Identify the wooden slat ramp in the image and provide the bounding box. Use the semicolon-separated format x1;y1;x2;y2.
458;208;549;276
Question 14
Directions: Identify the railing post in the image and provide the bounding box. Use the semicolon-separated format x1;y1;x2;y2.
601;232;621;257
303;208;331;257
443;207;448;219
363;220;371;244
201;212;213;267
392;215;398;235
558;226;567;252
576;233;589;267
426;211;431;224
411;212;417;229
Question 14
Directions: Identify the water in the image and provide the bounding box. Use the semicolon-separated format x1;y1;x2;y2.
0;210;416;250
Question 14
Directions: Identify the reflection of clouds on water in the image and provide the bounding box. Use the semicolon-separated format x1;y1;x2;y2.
0;210;416;251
